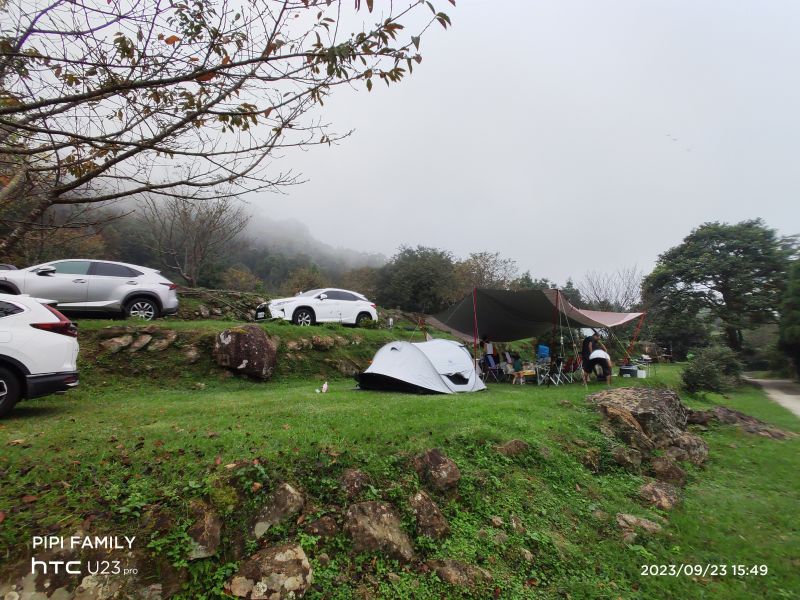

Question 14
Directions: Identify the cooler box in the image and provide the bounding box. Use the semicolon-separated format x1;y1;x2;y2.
619;365;638;378
636;369;647;379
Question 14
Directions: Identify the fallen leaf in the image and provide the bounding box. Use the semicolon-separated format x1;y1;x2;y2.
21;495;38;504
251;482;262;493
282;424;290;430
224;463;238;470
7;439;25;446
0;510;6;524
153;440;164;448
214;456;222;466
207;432;219;438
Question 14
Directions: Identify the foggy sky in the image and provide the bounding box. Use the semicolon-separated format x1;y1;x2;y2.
250;0;800;283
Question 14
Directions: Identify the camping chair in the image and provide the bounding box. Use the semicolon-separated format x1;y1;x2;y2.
546;355;565;386
483;354;504;383
561;356;577;384
562;356;584;384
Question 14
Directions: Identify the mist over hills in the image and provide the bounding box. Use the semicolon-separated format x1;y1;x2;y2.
241;212;386;275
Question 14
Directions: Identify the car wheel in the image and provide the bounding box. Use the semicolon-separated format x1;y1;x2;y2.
293;308;315;326
125;298;160;321
356;312;373;327
0;367;21;418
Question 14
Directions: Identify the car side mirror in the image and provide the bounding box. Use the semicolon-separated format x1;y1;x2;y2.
318;293;328;300
35;266;56;277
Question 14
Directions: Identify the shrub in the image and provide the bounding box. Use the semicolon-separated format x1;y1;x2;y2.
681;346;743;394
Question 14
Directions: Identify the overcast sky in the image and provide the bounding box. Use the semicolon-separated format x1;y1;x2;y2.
255;0;800;283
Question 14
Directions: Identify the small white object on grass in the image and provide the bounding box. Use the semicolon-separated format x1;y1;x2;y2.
322;381;329;393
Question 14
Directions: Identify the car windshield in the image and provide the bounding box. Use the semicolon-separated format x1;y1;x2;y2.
297;289;324;297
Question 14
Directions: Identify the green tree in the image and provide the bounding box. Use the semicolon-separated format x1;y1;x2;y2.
455;251;519;292
511;272;584;307
281;265;327;296
376;246;458;313
643;219;795;352
779;259;800;377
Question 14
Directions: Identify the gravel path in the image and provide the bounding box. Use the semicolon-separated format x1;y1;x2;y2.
747;378;800;419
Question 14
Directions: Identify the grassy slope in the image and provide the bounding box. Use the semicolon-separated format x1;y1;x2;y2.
1;341;799;598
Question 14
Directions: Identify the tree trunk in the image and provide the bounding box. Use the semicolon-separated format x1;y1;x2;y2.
725;326;743;352
0;194;53;259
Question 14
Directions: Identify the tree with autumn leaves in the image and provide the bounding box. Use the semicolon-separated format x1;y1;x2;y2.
0;0;454;258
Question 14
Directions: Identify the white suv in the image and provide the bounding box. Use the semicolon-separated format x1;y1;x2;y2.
259;288;378;326
0;259;179;320
0;294;79;417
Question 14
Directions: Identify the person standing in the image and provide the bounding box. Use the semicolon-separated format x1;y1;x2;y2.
581;331;608;383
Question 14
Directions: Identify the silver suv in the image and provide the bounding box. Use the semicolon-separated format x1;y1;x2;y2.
0;259;179;320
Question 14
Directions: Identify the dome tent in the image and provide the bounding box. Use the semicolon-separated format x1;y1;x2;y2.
358;339;486;394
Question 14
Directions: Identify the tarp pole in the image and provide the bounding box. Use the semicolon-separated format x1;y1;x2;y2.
472;287;479;361
550;289;559;350
626;312;646;358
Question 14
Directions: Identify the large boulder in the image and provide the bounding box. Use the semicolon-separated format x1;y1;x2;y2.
345;502;415;563
253;483;304;539
413;449;461;492
588;388;688;449
409;490;450;539
226;544;313;599
213;325;278;380
596;404;655;452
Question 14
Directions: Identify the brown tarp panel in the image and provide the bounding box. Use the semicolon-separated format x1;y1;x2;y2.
433;288;643;343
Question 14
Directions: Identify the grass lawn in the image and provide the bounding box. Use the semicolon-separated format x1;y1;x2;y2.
1;359;798;599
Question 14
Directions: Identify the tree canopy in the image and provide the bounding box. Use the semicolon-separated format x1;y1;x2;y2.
643;219;795;351
0;0;454;256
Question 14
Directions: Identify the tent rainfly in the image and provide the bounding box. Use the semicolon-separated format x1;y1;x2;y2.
431;288;645;343
358;339;486;394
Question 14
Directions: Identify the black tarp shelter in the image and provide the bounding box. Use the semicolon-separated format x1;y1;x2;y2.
431;288;644;343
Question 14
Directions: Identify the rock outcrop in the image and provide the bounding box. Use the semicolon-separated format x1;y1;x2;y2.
639;481;681;510
253;483;304;539
345;501;415;563
413;449;461;492
588;387;710;485
692;406;795;440
187;501;223;560
409;490;450;539
226;544;313;599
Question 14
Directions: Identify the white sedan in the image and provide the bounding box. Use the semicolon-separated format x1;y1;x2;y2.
0;294;80;417
260;288;378;326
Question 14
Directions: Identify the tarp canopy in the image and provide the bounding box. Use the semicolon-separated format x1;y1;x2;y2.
358;339;486;394
431;288;644;343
